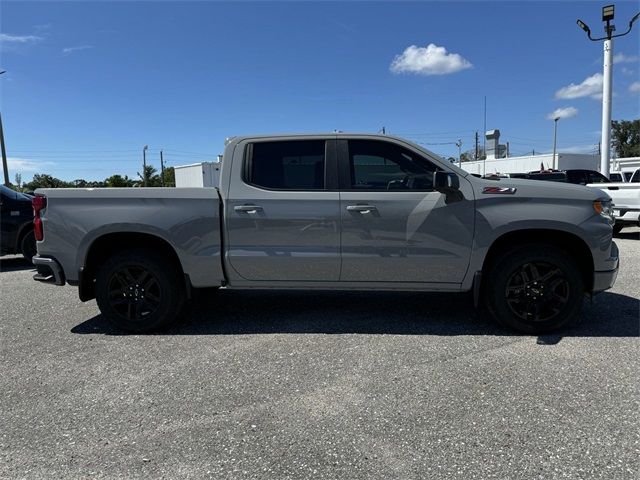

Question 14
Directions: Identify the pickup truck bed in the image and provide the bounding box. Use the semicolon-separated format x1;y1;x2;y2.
35;188;224;292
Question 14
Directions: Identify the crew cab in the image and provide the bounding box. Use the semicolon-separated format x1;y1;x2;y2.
31;134;619;333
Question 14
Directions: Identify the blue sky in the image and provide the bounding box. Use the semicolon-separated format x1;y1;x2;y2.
1;0;639;182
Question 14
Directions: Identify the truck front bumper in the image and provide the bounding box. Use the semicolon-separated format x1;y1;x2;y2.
32;255;66;286
592;241;619;293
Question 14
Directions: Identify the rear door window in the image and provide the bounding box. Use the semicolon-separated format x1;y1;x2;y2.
246;140;326;190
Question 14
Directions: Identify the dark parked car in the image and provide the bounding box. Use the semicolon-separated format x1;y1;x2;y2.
1;185;36;261
526;169;610;185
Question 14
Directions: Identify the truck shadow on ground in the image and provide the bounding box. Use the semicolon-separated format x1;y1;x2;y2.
0;256;34;273
72;289;639;342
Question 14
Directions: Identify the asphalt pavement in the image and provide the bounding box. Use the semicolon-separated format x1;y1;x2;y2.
1;229;639;479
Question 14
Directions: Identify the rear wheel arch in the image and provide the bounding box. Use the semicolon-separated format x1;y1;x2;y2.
481;229;594;293
79;232;187;302
16;222;34;251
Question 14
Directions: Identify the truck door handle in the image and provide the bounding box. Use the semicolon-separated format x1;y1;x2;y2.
346;205;377;214
234;205;263;214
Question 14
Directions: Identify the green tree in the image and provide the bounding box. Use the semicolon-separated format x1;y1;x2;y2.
105;174;135;187
23;174;71;190
460;147;485;162
137;164;162;187
611;119;640;158
14;173;22;190
161;166;175;187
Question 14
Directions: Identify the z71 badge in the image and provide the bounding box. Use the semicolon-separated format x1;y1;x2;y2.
482;186;517;194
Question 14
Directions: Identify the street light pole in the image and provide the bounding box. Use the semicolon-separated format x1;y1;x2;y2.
142;145;148;187
456;139;462;167
576;5;640;178
552;117;559;170
601;37;613;176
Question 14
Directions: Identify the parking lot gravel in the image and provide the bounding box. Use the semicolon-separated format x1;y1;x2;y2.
1;229;639;479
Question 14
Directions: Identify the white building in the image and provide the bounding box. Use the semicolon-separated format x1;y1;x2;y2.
174;161;221;188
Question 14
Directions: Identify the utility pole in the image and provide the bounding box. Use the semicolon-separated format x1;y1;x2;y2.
552;117;559;170
474;131;479;161
0;70;9;186
455;139;463;167
0;113;8;186
160;150;165;187
483;96;487;157
142;145;148;187
577;5;639;178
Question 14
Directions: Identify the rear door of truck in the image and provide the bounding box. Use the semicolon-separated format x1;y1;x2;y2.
224;137;341;282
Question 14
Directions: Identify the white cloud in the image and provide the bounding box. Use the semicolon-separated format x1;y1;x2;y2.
555;73;603;100
630;81;640;93
390;43;472;76
7;157;54;172
547;107;578;120
0;33;42;44
62;45;93;55
613;53;638;64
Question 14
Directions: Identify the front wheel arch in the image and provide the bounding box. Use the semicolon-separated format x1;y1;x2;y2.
481;229;594;293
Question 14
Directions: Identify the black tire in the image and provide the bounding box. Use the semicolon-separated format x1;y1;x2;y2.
612;223;624;235
483;245;584;334
20;230;37;262
95;249;185;332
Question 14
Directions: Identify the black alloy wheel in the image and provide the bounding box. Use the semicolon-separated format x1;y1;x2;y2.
107;265;162;322
484;245;584;334
504;262;570;323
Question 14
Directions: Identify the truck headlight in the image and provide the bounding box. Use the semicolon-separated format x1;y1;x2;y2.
593;199;614;219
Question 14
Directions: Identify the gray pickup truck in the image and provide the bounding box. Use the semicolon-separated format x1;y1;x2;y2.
32;134;619;333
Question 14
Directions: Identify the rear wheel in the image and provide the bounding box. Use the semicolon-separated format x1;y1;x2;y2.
484;245;584;334
96;249;185;332
20;230;37;262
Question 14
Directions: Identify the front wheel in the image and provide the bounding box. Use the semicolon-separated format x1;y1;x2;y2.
95;249;185;332
612;223;624;235
484;245;584;334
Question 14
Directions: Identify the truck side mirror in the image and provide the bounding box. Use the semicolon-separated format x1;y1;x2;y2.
433;171;459;191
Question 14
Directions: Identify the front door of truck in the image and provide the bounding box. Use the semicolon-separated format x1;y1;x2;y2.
225;138;341;282
337;139;474;284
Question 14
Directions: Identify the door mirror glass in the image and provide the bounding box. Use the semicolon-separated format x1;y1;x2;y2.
433;171;459;191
